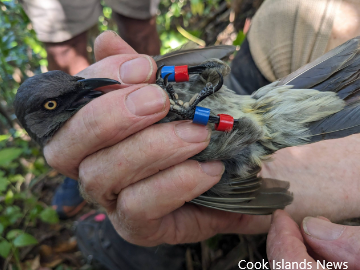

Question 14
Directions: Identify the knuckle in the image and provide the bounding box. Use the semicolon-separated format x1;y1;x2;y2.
117;191;135;220
172;162;199;195
78;159;105;201
44;152;58;170
82;99;122;142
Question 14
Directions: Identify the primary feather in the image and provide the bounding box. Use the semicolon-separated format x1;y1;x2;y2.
154;45;236;67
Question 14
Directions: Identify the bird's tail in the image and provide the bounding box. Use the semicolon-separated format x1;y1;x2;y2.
277;36;360;143
191;168;293;215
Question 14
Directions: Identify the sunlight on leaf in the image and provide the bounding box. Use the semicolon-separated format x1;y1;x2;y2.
233;31;246;46
0;134;10;142
5;189;14;205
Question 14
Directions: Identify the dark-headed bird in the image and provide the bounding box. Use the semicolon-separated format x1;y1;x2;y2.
14;37;360;214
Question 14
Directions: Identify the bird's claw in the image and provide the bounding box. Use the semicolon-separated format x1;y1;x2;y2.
156;64;224;121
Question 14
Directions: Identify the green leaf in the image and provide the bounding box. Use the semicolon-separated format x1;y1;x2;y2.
6;229;24;240
39;59;48;66
9;174;24;183
5;205;21;216
0;148;23;167
5;189;14;205
13;233;38;247
190;0;204;15
233;31;246;46
0;177;9;192
40;208;59;224
0;240;12;258
0;217;10;229
0;134;10;142
0;223;4;235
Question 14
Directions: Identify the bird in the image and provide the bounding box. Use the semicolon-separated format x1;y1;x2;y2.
14;36;360;215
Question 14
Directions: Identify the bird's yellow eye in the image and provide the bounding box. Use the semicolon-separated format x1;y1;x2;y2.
44;100;57;110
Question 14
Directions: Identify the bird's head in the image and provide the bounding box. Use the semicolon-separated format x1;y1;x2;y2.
14;70;120;146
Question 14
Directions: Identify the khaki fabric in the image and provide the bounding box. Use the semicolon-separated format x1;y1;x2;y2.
248;0;342;82
20;0;160;43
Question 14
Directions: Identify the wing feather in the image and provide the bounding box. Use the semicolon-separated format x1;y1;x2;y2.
154;45;236;67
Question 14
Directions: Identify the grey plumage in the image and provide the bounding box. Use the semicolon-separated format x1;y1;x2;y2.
14;37;360;215
14;71;119;146
154;45;236;67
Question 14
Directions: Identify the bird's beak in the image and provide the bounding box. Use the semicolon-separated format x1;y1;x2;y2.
67;78;121;111
77;78;121;91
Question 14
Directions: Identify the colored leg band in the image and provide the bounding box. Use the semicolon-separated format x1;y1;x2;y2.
193;106;211;125
175;65;189;82
161;66;175;81
215;114;234;132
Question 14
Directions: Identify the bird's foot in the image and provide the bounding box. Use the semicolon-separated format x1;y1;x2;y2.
155;64;223;121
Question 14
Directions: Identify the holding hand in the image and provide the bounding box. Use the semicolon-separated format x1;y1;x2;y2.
267;210;358;270
42;31;360;247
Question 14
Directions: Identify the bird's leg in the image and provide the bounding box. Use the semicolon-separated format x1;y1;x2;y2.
169;73;223;120
155;63;223;120
156;65;177;100
156;66;223;120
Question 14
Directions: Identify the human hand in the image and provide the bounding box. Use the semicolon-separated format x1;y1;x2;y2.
43;31;360;247
43;31;260;246
261;137;360;224
267;210;358;269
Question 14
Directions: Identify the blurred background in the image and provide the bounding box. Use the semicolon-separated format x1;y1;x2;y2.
0;0;265;269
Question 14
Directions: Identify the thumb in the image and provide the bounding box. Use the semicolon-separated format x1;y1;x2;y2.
94;30;137;61
267;210;316;265
302;217;359;269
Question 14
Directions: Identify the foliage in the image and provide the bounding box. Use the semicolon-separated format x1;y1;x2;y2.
156;0;223;53
0;0;46;111
0;2;59;262
0;133;59;268
233;30;246;46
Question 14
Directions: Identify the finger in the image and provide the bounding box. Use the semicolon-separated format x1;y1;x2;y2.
77;54;157;86
79;121;212;208
110;203;274;246
109;159;225;246
117;160;224;220
44;84;169;178
302;217;360;269
94;30;137;61
267;210;317;267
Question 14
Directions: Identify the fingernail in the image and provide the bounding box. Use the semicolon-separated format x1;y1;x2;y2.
303;217;345;240
199;161;225;176
120;56;153;84
106;30;119;36
126;85;166;116
175;122;211;143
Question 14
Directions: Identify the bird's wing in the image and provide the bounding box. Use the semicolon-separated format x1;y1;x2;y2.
277;36;360;92
154;45;236;67
276;36;360;143
191;168;293;215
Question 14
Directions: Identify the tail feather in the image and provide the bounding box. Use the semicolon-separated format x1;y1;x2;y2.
191;177;293;215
